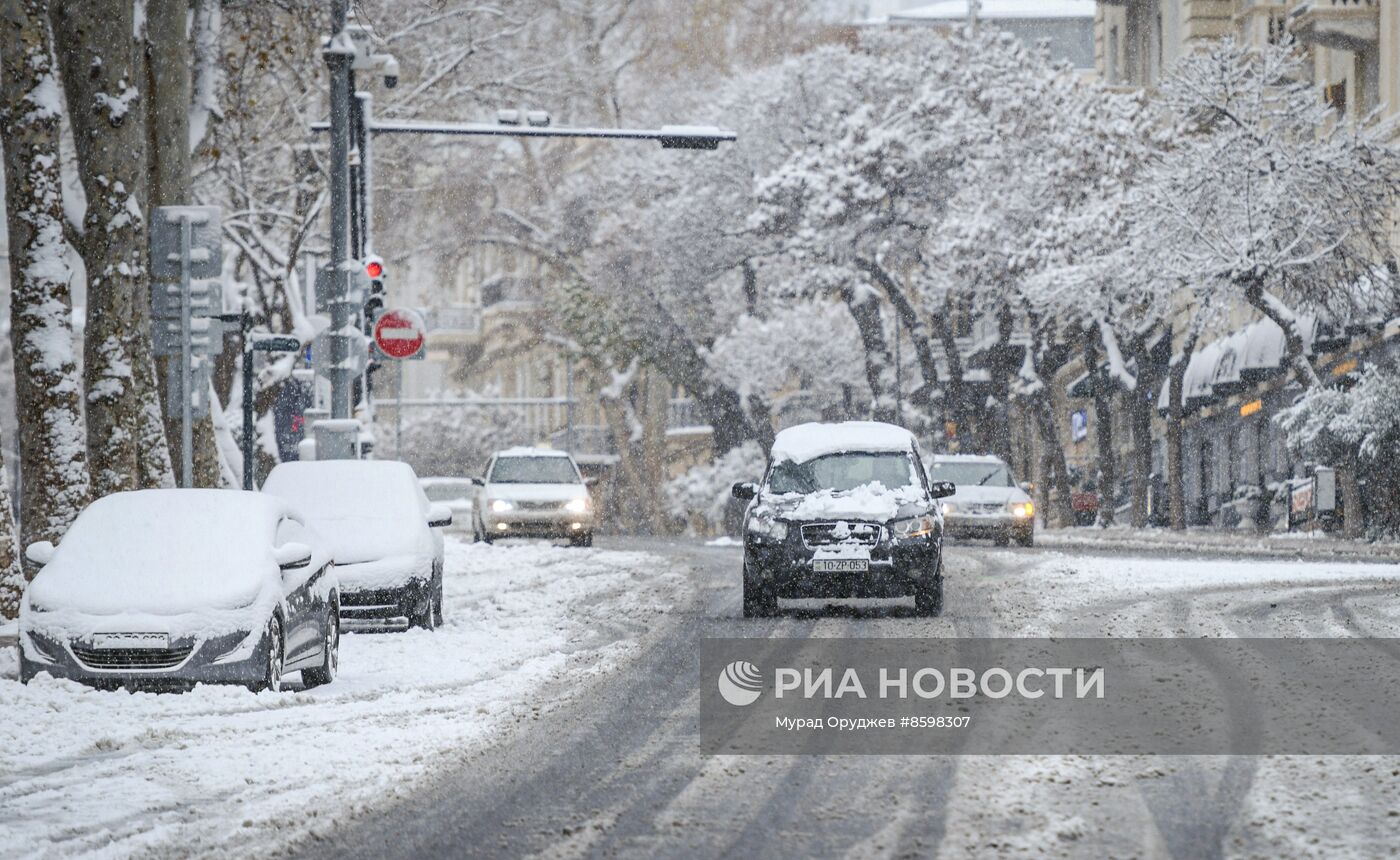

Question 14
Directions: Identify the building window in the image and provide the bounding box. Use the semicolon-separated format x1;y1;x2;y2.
1324;80;1348;115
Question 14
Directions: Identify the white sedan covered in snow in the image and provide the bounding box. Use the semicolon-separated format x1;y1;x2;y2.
19;489;339;692
262;460;451;631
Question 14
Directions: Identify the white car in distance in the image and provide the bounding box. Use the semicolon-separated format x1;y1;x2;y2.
472;448;595;546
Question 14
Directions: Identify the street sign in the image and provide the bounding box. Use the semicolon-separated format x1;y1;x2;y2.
315;263;371;313
150;206;222;280
150;205;226;488
312;326;368;378
373;308;426;359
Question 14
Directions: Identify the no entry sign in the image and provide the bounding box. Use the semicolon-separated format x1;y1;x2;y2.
373;308;426;359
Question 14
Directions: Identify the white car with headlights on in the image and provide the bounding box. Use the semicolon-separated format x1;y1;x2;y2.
19;489;338;692
928;454;1035;546
472;448;595;546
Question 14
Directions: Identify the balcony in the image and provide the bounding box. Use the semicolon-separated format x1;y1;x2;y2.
1289;0;1378;52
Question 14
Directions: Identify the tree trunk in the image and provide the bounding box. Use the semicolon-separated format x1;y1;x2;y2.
1029;389;1074;528
51;0;174;496
984;306;1017;464
1086;337;1117;527
598;362;668;534
144;0;221;487
931;298;970;445
843;285;896;424
0;0;93;567
854;258;942;414
0;438;22;620
1126;336;1160;529
1339;464;1363;539
1165;336;1197;532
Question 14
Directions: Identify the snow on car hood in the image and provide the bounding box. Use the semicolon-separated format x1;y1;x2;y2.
947;485;1031;505
772;481;928;522
335;553;435;591
23;489;286;639
485;483;589;503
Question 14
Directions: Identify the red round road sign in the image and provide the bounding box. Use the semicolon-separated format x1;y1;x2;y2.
373;308;426;359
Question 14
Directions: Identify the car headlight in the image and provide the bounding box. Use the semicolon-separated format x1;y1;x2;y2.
490;499;514;513
746;510;788;542
891;514;938;542
941;502;956;515
1010;501;1034;518
564;497;589;514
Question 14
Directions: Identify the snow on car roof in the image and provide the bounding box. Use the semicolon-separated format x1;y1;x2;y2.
494;447;570;458
28;489;290;617
770;421;915;463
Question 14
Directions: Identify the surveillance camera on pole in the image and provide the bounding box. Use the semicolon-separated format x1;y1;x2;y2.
496;109;521;126
526;110;551;128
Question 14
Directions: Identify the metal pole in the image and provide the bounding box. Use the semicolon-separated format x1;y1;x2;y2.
565;352;575;453
359;92;373;256
326;0;353;422
242;317;255;491
179;218;194;488
395;359;403;459
894;310;902;422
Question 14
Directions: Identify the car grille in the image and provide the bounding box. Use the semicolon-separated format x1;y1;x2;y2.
801;522;882;548
71;643;195;671
514;500;563;511
958;502;1005;515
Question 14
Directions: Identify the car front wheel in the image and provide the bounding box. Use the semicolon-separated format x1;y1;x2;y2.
742;562;777;618
411;573;440;631
302;606;339;688
914;565;944;617
250;615;284;693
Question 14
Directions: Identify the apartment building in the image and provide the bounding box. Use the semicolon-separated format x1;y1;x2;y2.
1054;0;1400;527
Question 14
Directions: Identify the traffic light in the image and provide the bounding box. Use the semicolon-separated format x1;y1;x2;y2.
362;254;386;333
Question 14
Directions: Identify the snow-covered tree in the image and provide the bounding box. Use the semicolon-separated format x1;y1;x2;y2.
0;0;91;566
1140;39;1400;388
396;394;527;479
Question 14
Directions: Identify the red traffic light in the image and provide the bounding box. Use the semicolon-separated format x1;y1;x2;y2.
365;259;383;279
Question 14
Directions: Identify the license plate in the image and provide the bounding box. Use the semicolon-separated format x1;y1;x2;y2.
93;633;169;650
813;558;869;573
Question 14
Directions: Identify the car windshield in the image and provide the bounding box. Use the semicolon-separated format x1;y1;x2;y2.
489;456;579;484
422;482;474;502
768;452;915;495
929;461;1013;488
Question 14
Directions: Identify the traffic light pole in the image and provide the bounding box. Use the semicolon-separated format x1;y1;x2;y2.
320;0;358;459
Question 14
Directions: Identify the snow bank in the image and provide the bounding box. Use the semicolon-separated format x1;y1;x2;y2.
770;421;914;464
0;537;681;858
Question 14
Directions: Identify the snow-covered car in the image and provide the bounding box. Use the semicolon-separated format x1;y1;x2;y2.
471;448;595;546
929;454;1035;546
419;477;476;531
732;422;956;617
19;489;338;692
262;460;451;631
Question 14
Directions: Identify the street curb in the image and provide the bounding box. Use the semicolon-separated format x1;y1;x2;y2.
1036;532;1400;563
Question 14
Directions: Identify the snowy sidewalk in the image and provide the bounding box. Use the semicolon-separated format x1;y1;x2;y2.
0;537;682;858
1035;524;1400;562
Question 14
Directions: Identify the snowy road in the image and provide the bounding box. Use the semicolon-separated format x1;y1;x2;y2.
0;538;684;858
293;538;1400;860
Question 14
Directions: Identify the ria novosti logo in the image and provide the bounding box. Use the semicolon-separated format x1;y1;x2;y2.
717;660;763;706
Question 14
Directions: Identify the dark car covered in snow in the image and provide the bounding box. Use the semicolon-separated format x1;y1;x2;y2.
732;422;956;617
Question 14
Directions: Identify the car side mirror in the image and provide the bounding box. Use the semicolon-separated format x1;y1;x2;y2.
427;503;453;528
25;541;56;567
732;482;758;501
929;481;958;499
1019;481;1033;493
583;475;598;487
274;542;313;571
469;477;485;487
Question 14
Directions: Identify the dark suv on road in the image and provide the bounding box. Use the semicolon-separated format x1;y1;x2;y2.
733;421;956;617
